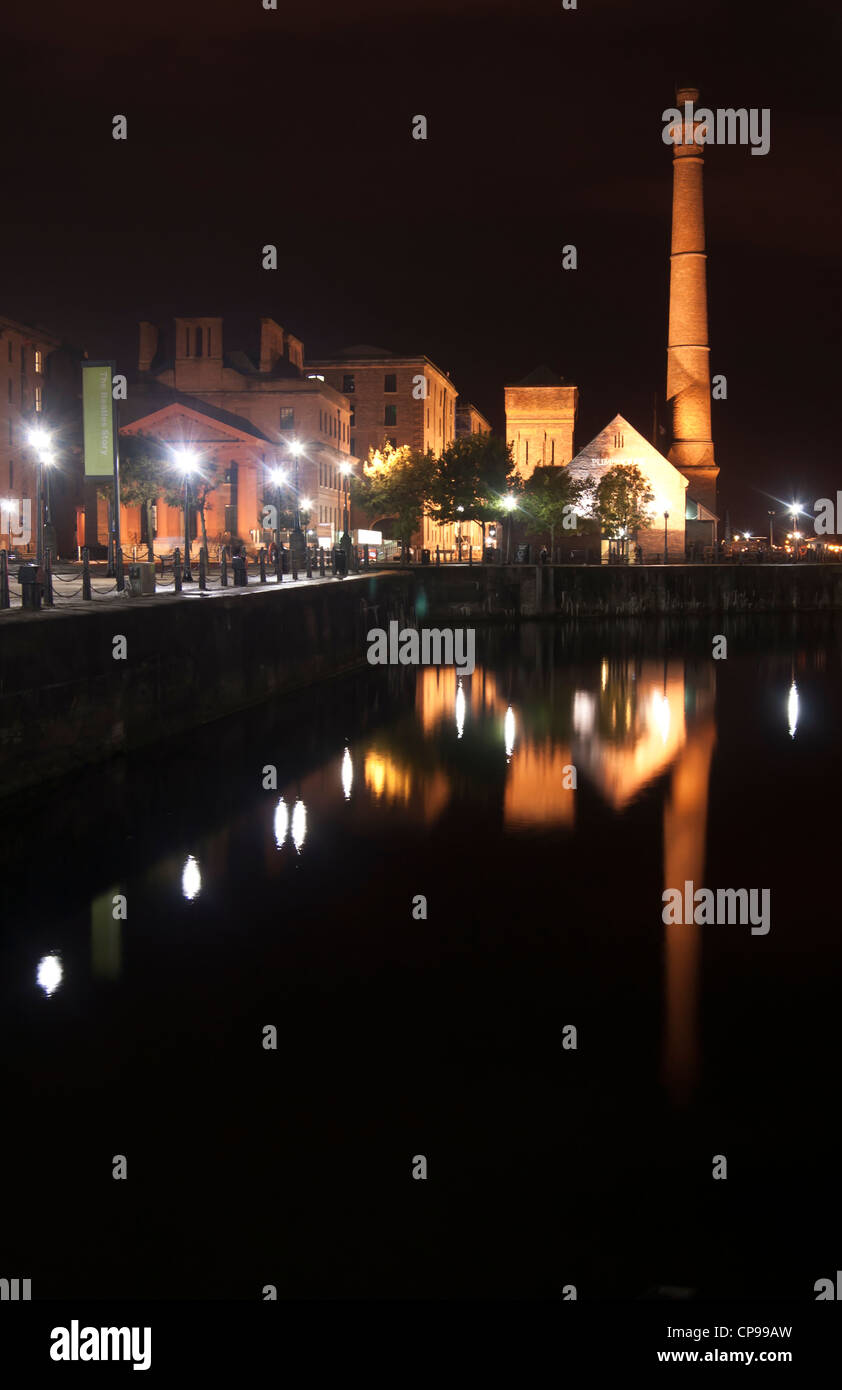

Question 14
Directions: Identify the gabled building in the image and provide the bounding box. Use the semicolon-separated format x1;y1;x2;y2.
565;414;688;563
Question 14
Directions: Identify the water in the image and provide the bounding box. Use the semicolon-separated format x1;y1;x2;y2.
1;616;839;1299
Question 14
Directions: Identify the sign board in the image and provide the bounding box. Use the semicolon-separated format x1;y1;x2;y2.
356;529;382;545
82;362;116;477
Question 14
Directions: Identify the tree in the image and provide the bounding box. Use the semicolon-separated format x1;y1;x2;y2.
351;444;433;562
190;459;221;558
427;433;517;550
114;433;171;560
594;465;655;548
521;465;588;553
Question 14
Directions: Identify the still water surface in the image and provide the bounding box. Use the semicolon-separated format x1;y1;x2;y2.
1;617;839;1298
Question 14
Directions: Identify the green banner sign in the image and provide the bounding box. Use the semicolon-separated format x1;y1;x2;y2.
82;362;115;477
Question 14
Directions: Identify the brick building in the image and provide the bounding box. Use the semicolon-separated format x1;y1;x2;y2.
105;316;355;556
455;402;491;438
504;365;579;477
0;315;62;552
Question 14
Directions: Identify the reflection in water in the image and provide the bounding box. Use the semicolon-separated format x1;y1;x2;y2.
788;679;799;739
455;682;466;740
365;752;412;804
274;798;289;849
504;742;575;828
181;855;202;901
504;706;515;757
342;747;353;800
36;953;63;997
291;800;307;853
91;887;122;980
572;662;690;811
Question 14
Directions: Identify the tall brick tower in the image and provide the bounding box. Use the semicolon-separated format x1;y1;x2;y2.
666;86;718;518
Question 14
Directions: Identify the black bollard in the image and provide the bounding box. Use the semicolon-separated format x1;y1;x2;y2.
319;546;325;577
306;547;313;579
174;547;183;592
199;548;207;590
275;546;282;584
44;549;54;606
436;546;440;566
220;550;228;587
259;547;267;584
82;547;92;600
116;547;125;592
468;544;473;567
0;549;9;608
292;551;298;582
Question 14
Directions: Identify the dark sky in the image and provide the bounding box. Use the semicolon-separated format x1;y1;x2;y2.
2;0;840;528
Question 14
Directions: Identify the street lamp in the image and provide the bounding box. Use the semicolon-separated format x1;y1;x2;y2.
172;447;200;581
27;426;52;566
269;466;287;577
768;510;775;549
789;503;802;562
289;440;306;568
663;509;670;565
502;494;517;562
338;461;352;555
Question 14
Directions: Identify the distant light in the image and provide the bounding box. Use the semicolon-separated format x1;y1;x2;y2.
274;797;289;849
342;747;353;800
339;462;353;476
289;440;303;456
300;497;312;511
504;705;515;756
173;448;199;474
181;855;201;900
456;682;466;739
36;953;63;997
269;467;288;487
291;799;307;852
787;679;799;739
27;426;50;450
502;496;517;512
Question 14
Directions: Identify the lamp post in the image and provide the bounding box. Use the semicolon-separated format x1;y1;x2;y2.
269;466;287;576
338;461;352;556
768;510;775;549
27;426;52;566
790;503;802;563
172;448;199;581
289;440;306;570
663;509;669;565
502;495;517;562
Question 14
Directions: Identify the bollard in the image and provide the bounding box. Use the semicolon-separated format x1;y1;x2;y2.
291;551;298;582
274;546;282;584
44;549;54;606
221;550;228;587
364;546;370;570
306;547;313;579
319;547;325;577
259;547;267;584
0;549;9;608
199;547;207;590
436;546;440;566
116;548;125;592
82;547;92;599
468;545;473;567
174;547;183;592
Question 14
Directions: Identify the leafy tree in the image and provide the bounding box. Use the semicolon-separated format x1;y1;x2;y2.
351;444;433;561
114;433;170;560
594;464;655;543
427;433;517;550
521;465;588;552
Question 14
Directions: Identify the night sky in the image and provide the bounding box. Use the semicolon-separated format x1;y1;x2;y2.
2;0;840;528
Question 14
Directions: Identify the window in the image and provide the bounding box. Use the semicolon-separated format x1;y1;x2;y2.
207;329;212;356
20;346;25;373
384;373;397;393
388;436;397;449
280;407;294;431
35;386;42;413
35;350;43;374
307;373;325;382
525;441;529;465
195;326;203;356
350;406;355;426
342;373;355;393
551;440;555;464
426;409;429;427
319;410;322;431
350;437;355;455
185;327;191;356
384;404;397;426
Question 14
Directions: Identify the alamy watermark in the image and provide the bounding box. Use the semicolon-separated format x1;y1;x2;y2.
662;102;770;157
662;880;770;935
367;621;475;675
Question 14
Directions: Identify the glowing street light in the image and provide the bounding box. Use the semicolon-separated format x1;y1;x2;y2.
789;503;802;563
36;953;63;997
288;440;306;566
27;426;53;566
501;494;517;562
338;460;353;555
181;855;202;900
172;448;200;581
268;466;288;580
